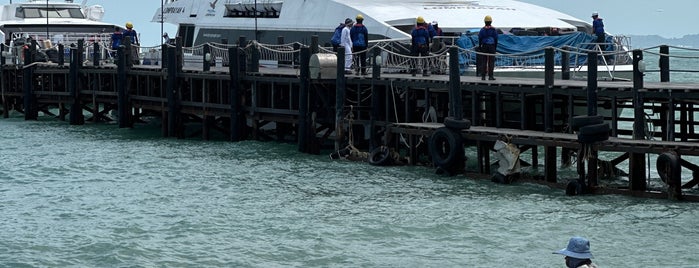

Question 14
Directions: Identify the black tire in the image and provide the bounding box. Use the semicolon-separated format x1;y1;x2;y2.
368;146;393;166
571;115;604;131
444;116;471;130
577;122;610;143
566;180;584;196
577;131;610;144
429;127;464;168
657;152;681;186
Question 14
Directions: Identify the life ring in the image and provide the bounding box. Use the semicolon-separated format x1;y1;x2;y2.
657;151;681;186
428;127;464;169
368;146;393;166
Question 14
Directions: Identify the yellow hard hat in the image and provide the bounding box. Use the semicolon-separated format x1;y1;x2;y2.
356;14;364;20
125;22;133;29
416;16;425;24
484;15;492;22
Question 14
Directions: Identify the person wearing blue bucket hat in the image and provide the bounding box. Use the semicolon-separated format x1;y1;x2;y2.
553;236;597;268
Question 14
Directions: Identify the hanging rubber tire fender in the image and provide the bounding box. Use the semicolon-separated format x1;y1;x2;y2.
571;115;604;132
444;116;471;130
577;122;610;143
368;146;393;166
429;127;464;168
657;151;681;186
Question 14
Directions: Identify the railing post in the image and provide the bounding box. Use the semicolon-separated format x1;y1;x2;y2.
311;35;319;55
221;38;229;67
586;51;598;116
203;43;211;72
58;44;65;66
659;45;670;82
93;42;100;66
238;36;247;73
449;46;463;120
250;42;260;72
0;44;5;65
561;46;570;80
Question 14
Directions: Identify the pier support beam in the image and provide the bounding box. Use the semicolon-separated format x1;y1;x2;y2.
629;49;647;191
69;47;84;125
117;46;131;128
334;47;348;151
23;40;37;120
230;47;245;142
166;46;181;137
298;47;311;153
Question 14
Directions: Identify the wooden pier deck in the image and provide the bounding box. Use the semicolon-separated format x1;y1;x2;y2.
2;42;699;201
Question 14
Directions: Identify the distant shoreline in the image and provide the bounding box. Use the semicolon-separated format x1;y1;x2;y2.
626;34;699;49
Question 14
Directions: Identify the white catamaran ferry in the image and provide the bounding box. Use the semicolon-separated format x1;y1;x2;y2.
154;0;632;78
0;0;123;62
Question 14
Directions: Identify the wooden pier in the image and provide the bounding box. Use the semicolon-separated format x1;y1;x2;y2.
2;39;699;201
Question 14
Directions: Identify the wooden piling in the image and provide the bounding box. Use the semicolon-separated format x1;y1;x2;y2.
69;48;84;125
335;47;347;151
629;49;647;191
117;46;130;128
298;47;310;153
229;47;244;142
23;40;37;120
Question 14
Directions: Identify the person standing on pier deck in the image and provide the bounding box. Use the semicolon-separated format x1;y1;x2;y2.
411;16;431;77
340;18;354;74
351;14;369;75
478;15;498;81
110;27;123;59
553;236;598;268
591;12;605;50
122;22;140;64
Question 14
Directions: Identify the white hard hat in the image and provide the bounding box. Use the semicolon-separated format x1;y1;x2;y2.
432;20;438;25
591;12;598;17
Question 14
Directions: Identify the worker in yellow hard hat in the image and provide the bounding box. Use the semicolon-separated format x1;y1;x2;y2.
351;14;369;75
122;21;140;64
411;16;431;76
478;15;498;80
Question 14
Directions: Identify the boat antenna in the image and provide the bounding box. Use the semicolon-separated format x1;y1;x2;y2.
46;0;49;41
254;0;258;41
161;0;164;44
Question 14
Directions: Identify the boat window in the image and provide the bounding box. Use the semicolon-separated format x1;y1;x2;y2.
15;7;85;19
224;1;282;18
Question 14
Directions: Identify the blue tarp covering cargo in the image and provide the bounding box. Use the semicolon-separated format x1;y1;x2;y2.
455;32;612;72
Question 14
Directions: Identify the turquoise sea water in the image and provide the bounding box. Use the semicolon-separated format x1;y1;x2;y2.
3;48;699;267
2;118;699;267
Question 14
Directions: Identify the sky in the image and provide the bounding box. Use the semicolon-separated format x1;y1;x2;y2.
518;0;696;38
89;0;696;47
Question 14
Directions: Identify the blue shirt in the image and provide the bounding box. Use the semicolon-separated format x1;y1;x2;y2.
478;26;498;46
411;25;430;46
593;18;604;35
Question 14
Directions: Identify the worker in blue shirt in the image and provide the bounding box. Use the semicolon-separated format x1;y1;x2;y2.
478;15;498;80
350;14;369;75
411;16;431;76
591;12;605;50
122;22;139;64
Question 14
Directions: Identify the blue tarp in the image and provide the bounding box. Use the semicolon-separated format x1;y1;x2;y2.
455;32;613;72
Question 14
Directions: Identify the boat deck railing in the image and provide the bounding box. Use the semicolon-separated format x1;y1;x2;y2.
2;35;698;82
